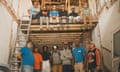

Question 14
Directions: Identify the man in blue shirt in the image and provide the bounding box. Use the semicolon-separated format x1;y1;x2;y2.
49;6;59;23
72;39;86;72
17;41;34;72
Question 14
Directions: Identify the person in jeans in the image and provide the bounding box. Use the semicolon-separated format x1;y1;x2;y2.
28;1;40;19
51;45;62;72
17;41;34;72
72;39;86;72
40;6;49;28
59;7;68;24
41;46;51;72
87;43;101;72
49;6;59;23
69;7;80;23
61;41;73;72
33;47;43;72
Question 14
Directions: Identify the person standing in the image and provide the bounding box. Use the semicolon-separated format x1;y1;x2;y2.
72;39;86;72
87;43;101;72
33;47;43;72
61;41;73;72
52;45;62;72
17;41;34;72
41;46;51;72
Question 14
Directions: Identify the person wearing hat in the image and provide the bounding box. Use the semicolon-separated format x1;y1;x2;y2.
61;42;73;72
51;45;62;72
49;6;59;23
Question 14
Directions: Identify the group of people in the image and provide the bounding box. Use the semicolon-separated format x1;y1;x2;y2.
17;39;101;72
28;1;92;27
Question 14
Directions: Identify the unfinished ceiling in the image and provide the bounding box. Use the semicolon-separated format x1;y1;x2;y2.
23;20;98;45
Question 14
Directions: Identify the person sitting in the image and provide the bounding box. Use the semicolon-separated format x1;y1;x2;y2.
59;7;68;24
80;3;92;24
28;1;40;19
49;6;59;23
69;7;81;23
40;6;49;28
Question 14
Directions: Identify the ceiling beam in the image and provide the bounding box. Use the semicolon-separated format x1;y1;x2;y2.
0;0;18;22
29;35;81;38
29;32;82;35
29;29;92;33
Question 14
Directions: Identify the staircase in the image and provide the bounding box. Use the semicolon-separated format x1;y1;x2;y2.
9;15;32;72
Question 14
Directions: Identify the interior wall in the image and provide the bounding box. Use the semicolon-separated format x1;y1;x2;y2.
19;0;32;17
92;0;120;71
0;2;18;65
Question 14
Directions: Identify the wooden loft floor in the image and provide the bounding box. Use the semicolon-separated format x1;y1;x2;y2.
20;19;98;33
20;0;97;45
20;18;97;45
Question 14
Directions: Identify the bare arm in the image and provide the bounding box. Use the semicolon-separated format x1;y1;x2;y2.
28;9;30;15
65;50;72;59
60;51;66;61
17;52;22;60
96;49;101;66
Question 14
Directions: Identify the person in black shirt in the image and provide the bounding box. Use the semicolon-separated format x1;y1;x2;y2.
42;46;51;72
69;7;81;23
59;7;68;24
40;6;49;28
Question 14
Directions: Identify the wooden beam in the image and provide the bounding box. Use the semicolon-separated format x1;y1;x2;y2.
0;0;18;22
30;34;80;36
22;19;98;24
79;0;81;8
29;32;82;35
33;39;75;43
31;37;78;40
68;0;70;13
29;24;96;31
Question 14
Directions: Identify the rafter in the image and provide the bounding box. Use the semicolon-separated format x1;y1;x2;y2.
0;0;19;22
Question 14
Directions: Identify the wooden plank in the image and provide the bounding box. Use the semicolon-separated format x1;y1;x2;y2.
29;24;95;31
29;32;82;35
1;0;18;22
33;39;75;43
30;34;80;36
31;37;79;40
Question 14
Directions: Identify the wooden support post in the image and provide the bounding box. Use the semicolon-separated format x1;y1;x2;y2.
68;0;70;13
42;0;45;7
79;0;81;8
118;0;120;13
65;0;68;10
10;0;13;7
0;0;18;22
17;0;20;17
